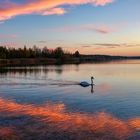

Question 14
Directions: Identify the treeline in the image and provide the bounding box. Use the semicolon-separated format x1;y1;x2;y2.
0;46;80;59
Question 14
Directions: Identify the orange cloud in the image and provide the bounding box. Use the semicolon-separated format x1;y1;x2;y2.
0;0;114;21
0;97;139;139
41;7;66;16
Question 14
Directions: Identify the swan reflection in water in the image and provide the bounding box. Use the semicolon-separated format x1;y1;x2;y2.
91;84;94;93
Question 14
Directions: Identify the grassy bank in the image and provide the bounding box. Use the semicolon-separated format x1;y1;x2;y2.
0;58;80;67
0;55;139;67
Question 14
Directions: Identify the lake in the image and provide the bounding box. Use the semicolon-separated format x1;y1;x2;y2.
0;60;140;140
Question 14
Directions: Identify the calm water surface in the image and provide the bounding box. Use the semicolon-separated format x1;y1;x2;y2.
0;60;140;140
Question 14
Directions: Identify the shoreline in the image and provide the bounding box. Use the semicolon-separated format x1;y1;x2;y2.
0;55;140;67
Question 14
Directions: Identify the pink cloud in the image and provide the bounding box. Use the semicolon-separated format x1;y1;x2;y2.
84;24;114;33
93;26;113;33
0;0;114;21
0;34;18;39
56;24;115;34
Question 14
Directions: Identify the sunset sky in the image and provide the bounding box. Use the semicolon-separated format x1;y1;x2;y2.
0;0;140;56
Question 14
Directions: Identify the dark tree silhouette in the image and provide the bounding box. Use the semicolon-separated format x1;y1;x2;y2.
54;47;64;58
0;46;78;59
0;46;7;59
74;50;80;57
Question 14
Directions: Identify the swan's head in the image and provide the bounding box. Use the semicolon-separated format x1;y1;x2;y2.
91;76;94;80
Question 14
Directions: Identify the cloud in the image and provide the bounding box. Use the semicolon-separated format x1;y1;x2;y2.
0;34;18;39
95;43;140;48
81;43;140;49
94;43;121;46
41;7;66;16
0;0;114;21
38;40;47;44
93;26;113;33
56;24;115;34
84;24;114;33
82;45;92;48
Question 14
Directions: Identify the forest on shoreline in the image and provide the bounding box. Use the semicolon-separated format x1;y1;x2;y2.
0;46;80;59
0;46;140;66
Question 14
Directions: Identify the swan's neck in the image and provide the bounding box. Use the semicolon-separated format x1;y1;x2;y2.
91;78;93;85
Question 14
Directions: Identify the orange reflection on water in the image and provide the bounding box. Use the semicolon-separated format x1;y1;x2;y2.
129;118;140;130
0;127;17;140
0;97;140;140
95;83;112;94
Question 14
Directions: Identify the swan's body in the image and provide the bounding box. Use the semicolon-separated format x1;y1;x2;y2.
80;77;94;87
80;81;90;87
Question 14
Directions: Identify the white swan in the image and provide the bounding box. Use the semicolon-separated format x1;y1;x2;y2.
80;77;94;87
